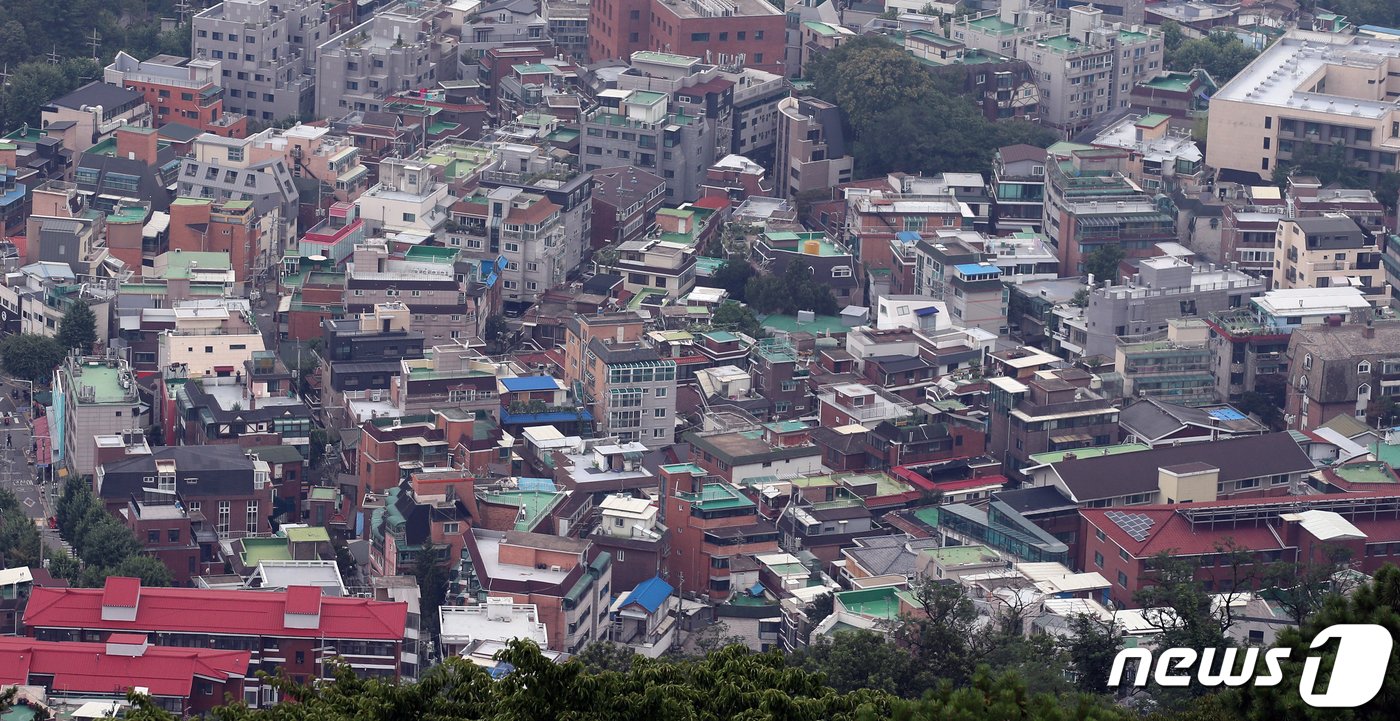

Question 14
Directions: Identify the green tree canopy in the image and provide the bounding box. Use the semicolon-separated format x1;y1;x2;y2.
806;35;1056;178
744;259;840;316
1161;24;1260;84
710;259;756;301
1082;245;1126;284
0;333;65;386
57;301;97;354
710;302;762;337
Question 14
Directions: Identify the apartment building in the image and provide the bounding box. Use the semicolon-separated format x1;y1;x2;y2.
1115;323;1217;407
26;578;411;700
1089;113;1203;192
1286;322;1400;431
1274;214;1384;302
543;0;591;61
55;354;148;478
1203;286;1372;403
987;371;1120;478
1207;30;1400;184
176;132;300;247
590;165;666;249
727;66;787;156
320;303;426;424
1081;256;1264;357
40;82;151;154
991;144;1048;234
104;51;248;137
951;1;1162;134
562;313;678;448
344;242;466;345
580;87;719;203
477;143;592;295
251;124;371;204
1042;148;1175;275
845;175;972;277
615;237;699;301
460;528;612;653
659;463;780;602
589;0;786;75
315;4;458;120
357;155;453;236
192;0;330;123
774;96;853;198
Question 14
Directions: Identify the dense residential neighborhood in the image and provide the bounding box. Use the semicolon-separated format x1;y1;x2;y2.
2;0;1400;719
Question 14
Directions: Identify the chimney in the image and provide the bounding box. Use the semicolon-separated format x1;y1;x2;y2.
116;125;159;166
1363;322;1375;339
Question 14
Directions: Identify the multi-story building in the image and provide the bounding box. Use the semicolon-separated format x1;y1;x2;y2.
659;463;780;601
590;165;666;249
251;124;371;205
1082;493;1400;609
40;82;151;154
614;237;698;302
320;303;426;425
356;155;453;236
54;354;147;479
344;242;465;344
166;197;266;284
589;0;786;75
168;357;311;453
25;577;411;699
988;371;1120;478
951;1;1161;135
685;422;824;485
1274;214;1384;303
457;0;549;83
176;132;300;248
460;528;612;653
1204;286;1373;403
914;41;1042;124
773;96;852;198
104;52;247;137
991;144;1048;234
1207;30;1400;184
97;445;272;539
751;230;859;306
191;0;330;123
314;4;458;120
1115;322;1217;407
543;0;591;61
1042;148;1175;275
0;637;250;715
562;312;678;448
1081;255;1264;358
477;143;593;296
845;176;971;281
1286;322;1400;431
579;87;719;203
726;66;787;156
1089;112;1204;192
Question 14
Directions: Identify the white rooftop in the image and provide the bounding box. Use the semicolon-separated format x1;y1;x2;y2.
1253;286;1371;315
1215;30;1400;119
440;599;548;648
1280;509;1367;541
0;566;33;586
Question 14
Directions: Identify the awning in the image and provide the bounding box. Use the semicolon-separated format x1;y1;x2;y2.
213;365;236;373
1050;433;1094;445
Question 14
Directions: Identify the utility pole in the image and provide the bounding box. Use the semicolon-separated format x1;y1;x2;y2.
46;46;62;66
176;0;194;25
87;29;101;61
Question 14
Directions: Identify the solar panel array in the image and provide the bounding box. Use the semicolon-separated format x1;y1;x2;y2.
1105;510;1155;542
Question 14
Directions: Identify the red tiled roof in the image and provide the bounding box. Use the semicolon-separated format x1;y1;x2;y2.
25;580;406;641
102;577;140;608
107;632;148;645
0;637;249;698
284;585;323;616
692;195;729;211
929;476;1009;493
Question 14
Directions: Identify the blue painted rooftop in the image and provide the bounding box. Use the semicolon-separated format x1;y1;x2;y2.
954;263;1002;277
619;575;674;613
500;409;593;424
896;231;922;243
501;376;561;392
915;306;940;317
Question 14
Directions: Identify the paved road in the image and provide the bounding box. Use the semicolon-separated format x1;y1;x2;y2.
0;378;65;556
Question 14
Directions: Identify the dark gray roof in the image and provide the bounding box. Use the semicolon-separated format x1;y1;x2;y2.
1052;433;1311;502
993;486;1076;514
587;336;659;364
48;81;144;111
844;535;942;577
157;122;203;143
99;445;256;500
998;144;1048;164
867;354;933;374
1293;215;1362;235
1119;399;1266;441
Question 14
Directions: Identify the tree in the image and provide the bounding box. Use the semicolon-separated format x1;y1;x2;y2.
1071;288;1090;308
1061;613;1121;695
1133;553;1228;711
1261;542;1358;625
56;301;97;354
1165;31;1260;85
482;315;510;353
114;554;174;587
792;629;918;697
46;550;79;585
573;641;640;673
0;333;65;386
710;302;762;337
710;259;755;300
891;576;982;689
1082;245;1125;284
413;543;448;637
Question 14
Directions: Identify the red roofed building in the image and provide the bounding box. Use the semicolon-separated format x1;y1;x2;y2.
24;577;411;702
0;635;249;714
1081;493;1400;609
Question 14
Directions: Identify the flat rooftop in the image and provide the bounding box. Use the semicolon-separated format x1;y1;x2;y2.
1215;31;1400;119
653;0;781;19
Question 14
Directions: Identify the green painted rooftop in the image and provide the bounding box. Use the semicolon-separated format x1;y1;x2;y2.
67;363;133;404
482;489;566;531
285;526;331;543
1142;73;1194;92
683;483;754;511
1028;443;1150;466
837;586;916;620
1039;34;1082;52
309;487;337;501
967;15;1019;34
1333;462;1397;485
661;462;707;476
107;206;149;224
702;330;739;342
760;313;848;335
240;537;292;567
156;251;231;279
1135;113;1171;128
629;90;668;106
921;544;999;565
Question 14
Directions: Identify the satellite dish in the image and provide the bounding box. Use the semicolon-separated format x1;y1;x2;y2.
307;255;328;262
